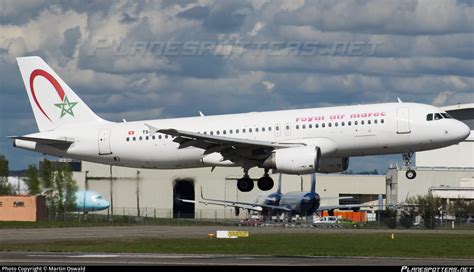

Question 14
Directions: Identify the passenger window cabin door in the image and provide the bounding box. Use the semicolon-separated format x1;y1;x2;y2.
396;108;411;134
98;128;112;155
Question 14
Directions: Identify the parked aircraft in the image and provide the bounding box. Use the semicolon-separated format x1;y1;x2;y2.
179;173;368;218
40;189;110;212
13;57;470;192
74;190;110;212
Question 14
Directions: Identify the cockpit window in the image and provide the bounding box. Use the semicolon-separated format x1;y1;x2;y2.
441;113;452;119
427;112;451;121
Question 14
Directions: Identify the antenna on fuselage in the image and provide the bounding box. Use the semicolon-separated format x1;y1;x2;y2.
397;97;403;103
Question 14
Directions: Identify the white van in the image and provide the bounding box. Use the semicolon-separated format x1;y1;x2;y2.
313;216;338;225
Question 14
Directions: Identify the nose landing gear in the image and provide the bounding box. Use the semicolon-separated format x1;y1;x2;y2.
403;152;417;179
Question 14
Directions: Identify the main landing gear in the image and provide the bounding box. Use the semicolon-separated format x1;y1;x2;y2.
237;169;274;192
403;152;417;180
237;175;254;192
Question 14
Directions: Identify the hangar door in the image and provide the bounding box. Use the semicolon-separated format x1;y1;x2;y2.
173;178;195;219
396;108;411;134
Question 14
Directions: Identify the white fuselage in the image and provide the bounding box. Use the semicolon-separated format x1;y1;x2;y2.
15;102;470;171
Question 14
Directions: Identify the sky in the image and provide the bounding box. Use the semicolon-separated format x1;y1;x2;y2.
0;0;473;172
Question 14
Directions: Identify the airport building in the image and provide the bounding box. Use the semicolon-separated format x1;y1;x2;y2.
73;163;385;219
63;103;472;219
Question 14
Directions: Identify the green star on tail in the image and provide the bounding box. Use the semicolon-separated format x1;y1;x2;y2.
54;95;78;118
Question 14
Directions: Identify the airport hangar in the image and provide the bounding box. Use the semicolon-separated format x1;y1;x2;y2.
72;104;474;219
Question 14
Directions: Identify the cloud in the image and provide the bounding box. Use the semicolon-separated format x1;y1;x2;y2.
1;0;473;170
203;1;253;32
432;91;455;106
248;21;264;36
177;6;209;20
274;0;474;35
261;80;275;92
60;26;81;59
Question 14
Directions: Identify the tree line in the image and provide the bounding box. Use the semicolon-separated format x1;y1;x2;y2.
384;193;474;229
0;156;78;217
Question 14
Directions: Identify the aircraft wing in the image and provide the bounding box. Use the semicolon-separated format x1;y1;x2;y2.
320;196;354;201
178;197;292;213
177;186;292;213
145;124;303;162
317;203;374;211
178;198;265;212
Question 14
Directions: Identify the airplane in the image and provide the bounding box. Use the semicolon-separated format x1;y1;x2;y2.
179;173;370;219
40;189;110;212
12;57;471;192
74;190;110;212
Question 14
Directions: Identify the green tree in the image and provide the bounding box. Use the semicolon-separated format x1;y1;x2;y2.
51;163;78;218
399;209;416;228
382;208;397;229
0;156;13;195
40;159;53;190
24;164;41;195
406;194;443;229
62;164;78;212
448;200;473;223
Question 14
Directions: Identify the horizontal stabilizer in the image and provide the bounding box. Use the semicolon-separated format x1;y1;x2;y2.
10;136;74;149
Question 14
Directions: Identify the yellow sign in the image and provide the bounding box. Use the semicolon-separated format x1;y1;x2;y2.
228;231;249;238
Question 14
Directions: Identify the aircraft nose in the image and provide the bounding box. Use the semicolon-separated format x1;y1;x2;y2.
457;121;471;141
102;200;110;209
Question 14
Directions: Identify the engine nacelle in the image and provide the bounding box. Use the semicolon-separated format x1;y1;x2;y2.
263;146;321;175
318;157;349;173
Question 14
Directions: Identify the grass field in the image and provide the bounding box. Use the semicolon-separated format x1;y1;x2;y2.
1;233;473;258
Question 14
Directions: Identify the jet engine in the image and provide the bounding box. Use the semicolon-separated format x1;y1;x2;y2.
318;157;349;173
299;192;321;215
262;146;321;175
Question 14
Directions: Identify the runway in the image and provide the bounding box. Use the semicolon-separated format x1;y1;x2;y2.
0;252;472;266
0;225;471;243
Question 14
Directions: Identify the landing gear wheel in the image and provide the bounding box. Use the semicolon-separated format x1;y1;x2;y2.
257;176;274;191
237;177;254;192
406;169;417;180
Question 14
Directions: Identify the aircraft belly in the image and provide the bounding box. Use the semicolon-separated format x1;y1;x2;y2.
175;147;204;167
